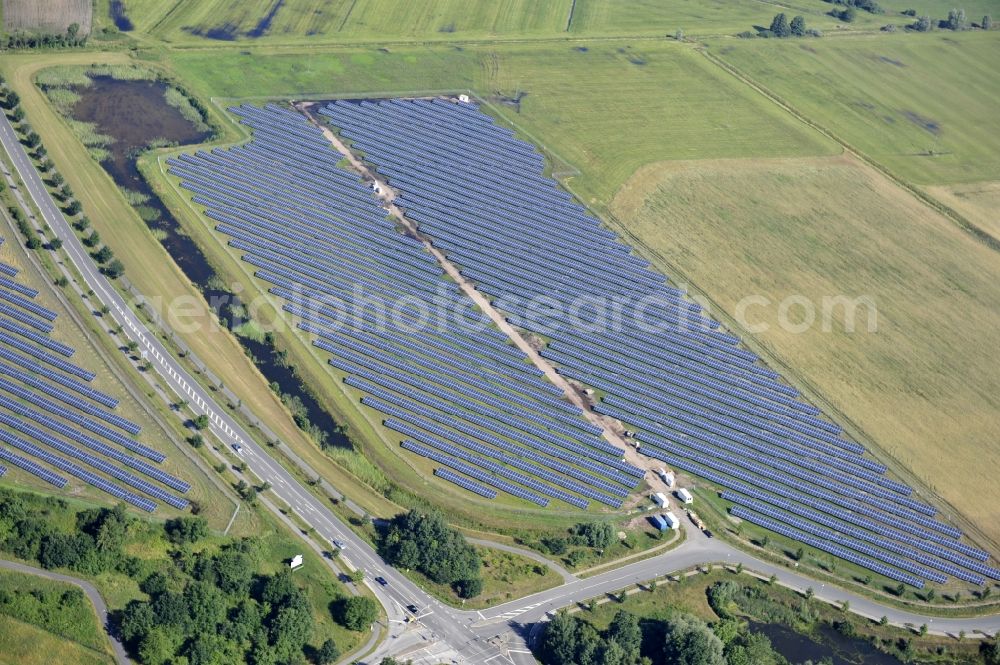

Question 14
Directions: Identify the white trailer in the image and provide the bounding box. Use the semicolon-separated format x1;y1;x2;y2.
658;469;675;487
676;488;694;504
662;512;681;530
651;492;669;508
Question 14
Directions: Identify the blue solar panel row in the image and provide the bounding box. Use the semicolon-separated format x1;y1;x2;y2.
344;372;636;491
0;346;117;407
0;411;187;509
0;429;156;512
0;331;90;379
0;252;186;509
722;493;989;585
0;360;138;433
0;288;57;321
367;398;622;507
0;275;39;298
388;419;588;509
402;440;548;506
434;467;496;499
0;445;67;487
730;506;925;588
169;104;637;512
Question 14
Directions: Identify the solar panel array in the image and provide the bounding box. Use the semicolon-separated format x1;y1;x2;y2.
0;248;188;512
317;98;997;588
167;103;643;511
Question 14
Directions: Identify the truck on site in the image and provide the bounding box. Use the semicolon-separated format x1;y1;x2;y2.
676;487;694;504
651;492;669;508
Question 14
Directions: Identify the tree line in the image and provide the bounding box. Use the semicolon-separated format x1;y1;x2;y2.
739;13;819;38
2;23;87;50
536;604;787;665
906;8;991;31
0;75;126;279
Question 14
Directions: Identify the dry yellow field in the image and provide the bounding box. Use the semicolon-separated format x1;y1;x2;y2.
926;181;1000;240
610;154;1000;549
1;0;92;35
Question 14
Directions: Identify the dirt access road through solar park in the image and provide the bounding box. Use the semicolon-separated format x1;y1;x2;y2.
302;102;665;482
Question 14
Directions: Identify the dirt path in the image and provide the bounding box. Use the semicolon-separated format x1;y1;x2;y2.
301;103;663;483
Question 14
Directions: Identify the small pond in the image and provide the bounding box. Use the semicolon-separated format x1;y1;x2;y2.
750;621;906;665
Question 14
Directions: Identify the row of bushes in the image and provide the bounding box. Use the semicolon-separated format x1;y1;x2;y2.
0;75;126;279
1;23;87;50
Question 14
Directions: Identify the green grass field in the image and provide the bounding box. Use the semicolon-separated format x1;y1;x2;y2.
0;569;112;655
169;40;836;204
714;32;1000;185
609;154;1000;548
0;615;113;665
102;0;887;45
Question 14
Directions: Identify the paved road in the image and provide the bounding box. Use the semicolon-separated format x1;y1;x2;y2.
476;526;1000;641
3;112;999;665
0;559;130;665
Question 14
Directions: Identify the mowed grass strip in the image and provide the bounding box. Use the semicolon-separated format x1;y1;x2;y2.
713;32;1000;185
609;154;1000;547
925;180;1000;239
169;40;836;205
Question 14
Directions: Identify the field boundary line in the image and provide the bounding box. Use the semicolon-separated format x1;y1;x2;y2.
699;46;1000;255
564;0;578;32
337;0;358;32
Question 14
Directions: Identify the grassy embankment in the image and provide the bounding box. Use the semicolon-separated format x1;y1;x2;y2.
0;616;113;665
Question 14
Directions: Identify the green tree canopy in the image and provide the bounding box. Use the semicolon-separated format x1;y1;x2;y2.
661;614;725;665
165;516;209;544
380;509;481;592
770;13;792;36
335;596;378;631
